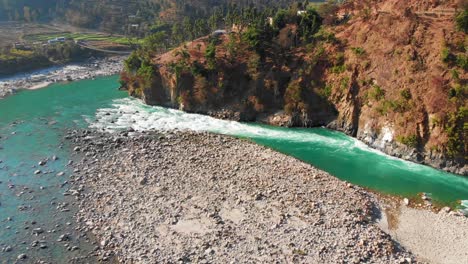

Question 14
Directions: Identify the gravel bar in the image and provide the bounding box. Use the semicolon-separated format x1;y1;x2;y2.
68;130;416;263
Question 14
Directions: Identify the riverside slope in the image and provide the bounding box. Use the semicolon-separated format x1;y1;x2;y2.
69;130;415;263
121;0;466;175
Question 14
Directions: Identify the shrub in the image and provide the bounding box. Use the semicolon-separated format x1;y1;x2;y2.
456;54;468;70
273;9;290;29
340;77;350;91
445;106;467;157
242;26;262;51
331;64;345;74
335;52;345;65
451;69;460;82
318;85;332;98
449;84;467;99
351;47;365;56
124;52;142;73
297;8;323;43
400;88;412;100
396;135;419;148
136;62;154;83
455;9;468;33
441;47;453;63
284;81;308;114
205;41;216;70
369;85;385;101
313;28;337;43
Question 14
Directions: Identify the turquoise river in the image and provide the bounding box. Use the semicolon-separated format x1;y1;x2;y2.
0;75;467;262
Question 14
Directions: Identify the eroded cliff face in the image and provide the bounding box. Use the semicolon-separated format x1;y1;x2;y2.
326;0;467;174
125;31;339;127
122;0;466;175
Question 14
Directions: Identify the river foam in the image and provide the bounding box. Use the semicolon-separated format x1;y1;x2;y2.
90;98;446;172
87;97;468;205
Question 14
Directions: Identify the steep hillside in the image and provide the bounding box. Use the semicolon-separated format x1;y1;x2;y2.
120;1;467;175
327;0;467;173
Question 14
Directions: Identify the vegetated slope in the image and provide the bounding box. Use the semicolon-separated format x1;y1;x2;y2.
120;0;466;175
327;0;466;173
0;0;313;33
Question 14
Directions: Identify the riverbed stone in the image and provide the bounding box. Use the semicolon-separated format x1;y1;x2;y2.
68;130;416;263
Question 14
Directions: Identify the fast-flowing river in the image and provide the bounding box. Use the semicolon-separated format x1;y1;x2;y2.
0;76;467;261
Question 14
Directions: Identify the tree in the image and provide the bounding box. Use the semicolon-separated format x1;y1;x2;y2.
142;31;167;53
171;23;183;45
205;40;216;69
124;52;142;73
298;8;323;43
273;9;289;29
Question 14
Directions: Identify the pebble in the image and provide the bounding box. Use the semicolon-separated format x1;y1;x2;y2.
32;228;44;235
403;198;410;206
66;130;416;263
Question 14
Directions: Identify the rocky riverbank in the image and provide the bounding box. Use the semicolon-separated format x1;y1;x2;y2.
68;129;416;263
0;56;125;98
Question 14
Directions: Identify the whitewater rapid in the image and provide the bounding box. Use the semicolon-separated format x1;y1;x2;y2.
87;97;468;208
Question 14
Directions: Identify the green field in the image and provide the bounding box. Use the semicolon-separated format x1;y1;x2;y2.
24;32;142;45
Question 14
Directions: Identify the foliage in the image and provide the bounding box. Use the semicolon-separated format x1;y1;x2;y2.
297;8;323;43
142;31;167;53
456;54;468;70
136;62;154;83
340;77;349;91
455;9;468;33
313;28;337;43
318;85;332;98
273;9;290;29
351;47;365;56
369;85;385;101
242;26;262;51
449;84;467;100
284;80;308;114
441;47;452;63
205;41;217;70
396;135;419;148
445;106;467;157
451;69;460;82
400;88;412;100
331;65;346;74
124;52;142;73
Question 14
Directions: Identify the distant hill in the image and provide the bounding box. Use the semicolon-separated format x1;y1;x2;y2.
0;0;326;33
